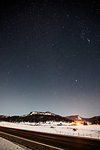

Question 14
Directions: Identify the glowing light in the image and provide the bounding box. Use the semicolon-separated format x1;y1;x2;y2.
76;122;82;126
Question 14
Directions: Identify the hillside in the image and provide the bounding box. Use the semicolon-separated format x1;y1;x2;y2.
0;111;70;123
0;112;100;124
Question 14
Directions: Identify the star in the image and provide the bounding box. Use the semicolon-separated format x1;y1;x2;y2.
87;38;91;43
75;79;78;83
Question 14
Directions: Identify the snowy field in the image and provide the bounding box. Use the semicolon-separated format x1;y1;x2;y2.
0;121;100;139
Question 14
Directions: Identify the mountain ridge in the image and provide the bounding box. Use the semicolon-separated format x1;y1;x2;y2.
0;111;100;124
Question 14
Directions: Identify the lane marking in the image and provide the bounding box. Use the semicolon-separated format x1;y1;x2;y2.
0;131;64;150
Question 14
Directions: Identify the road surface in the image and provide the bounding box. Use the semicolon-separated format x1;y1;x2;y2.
0;126;100;150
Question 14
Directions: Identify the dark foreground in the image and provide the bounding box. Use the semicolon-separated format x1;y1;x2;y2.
0;126;100;150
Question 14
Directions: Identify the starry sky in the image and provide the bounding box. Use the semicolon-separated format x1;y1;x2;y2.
0;0;100;117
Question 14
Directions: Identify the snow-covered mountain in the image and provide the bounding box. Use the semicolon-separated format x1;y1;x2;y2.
66;115;82;121
0;111;69;123
66;115;100;124
28;111;56;116
0;112;100;124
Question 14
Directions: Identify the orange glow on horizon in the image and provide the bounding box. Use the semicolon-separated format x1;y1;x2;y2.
76;122;82;126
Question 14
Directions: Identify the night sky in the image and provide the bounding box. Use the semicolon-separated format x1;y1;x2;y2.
0;0;100;117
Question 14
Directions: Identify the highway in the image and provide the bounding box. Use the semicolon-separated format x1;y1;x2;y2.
0;126;100;150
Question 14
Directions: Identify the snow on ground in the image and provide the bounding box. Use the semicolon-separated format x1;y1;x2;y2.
0;137;25;150
0;121;100;139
